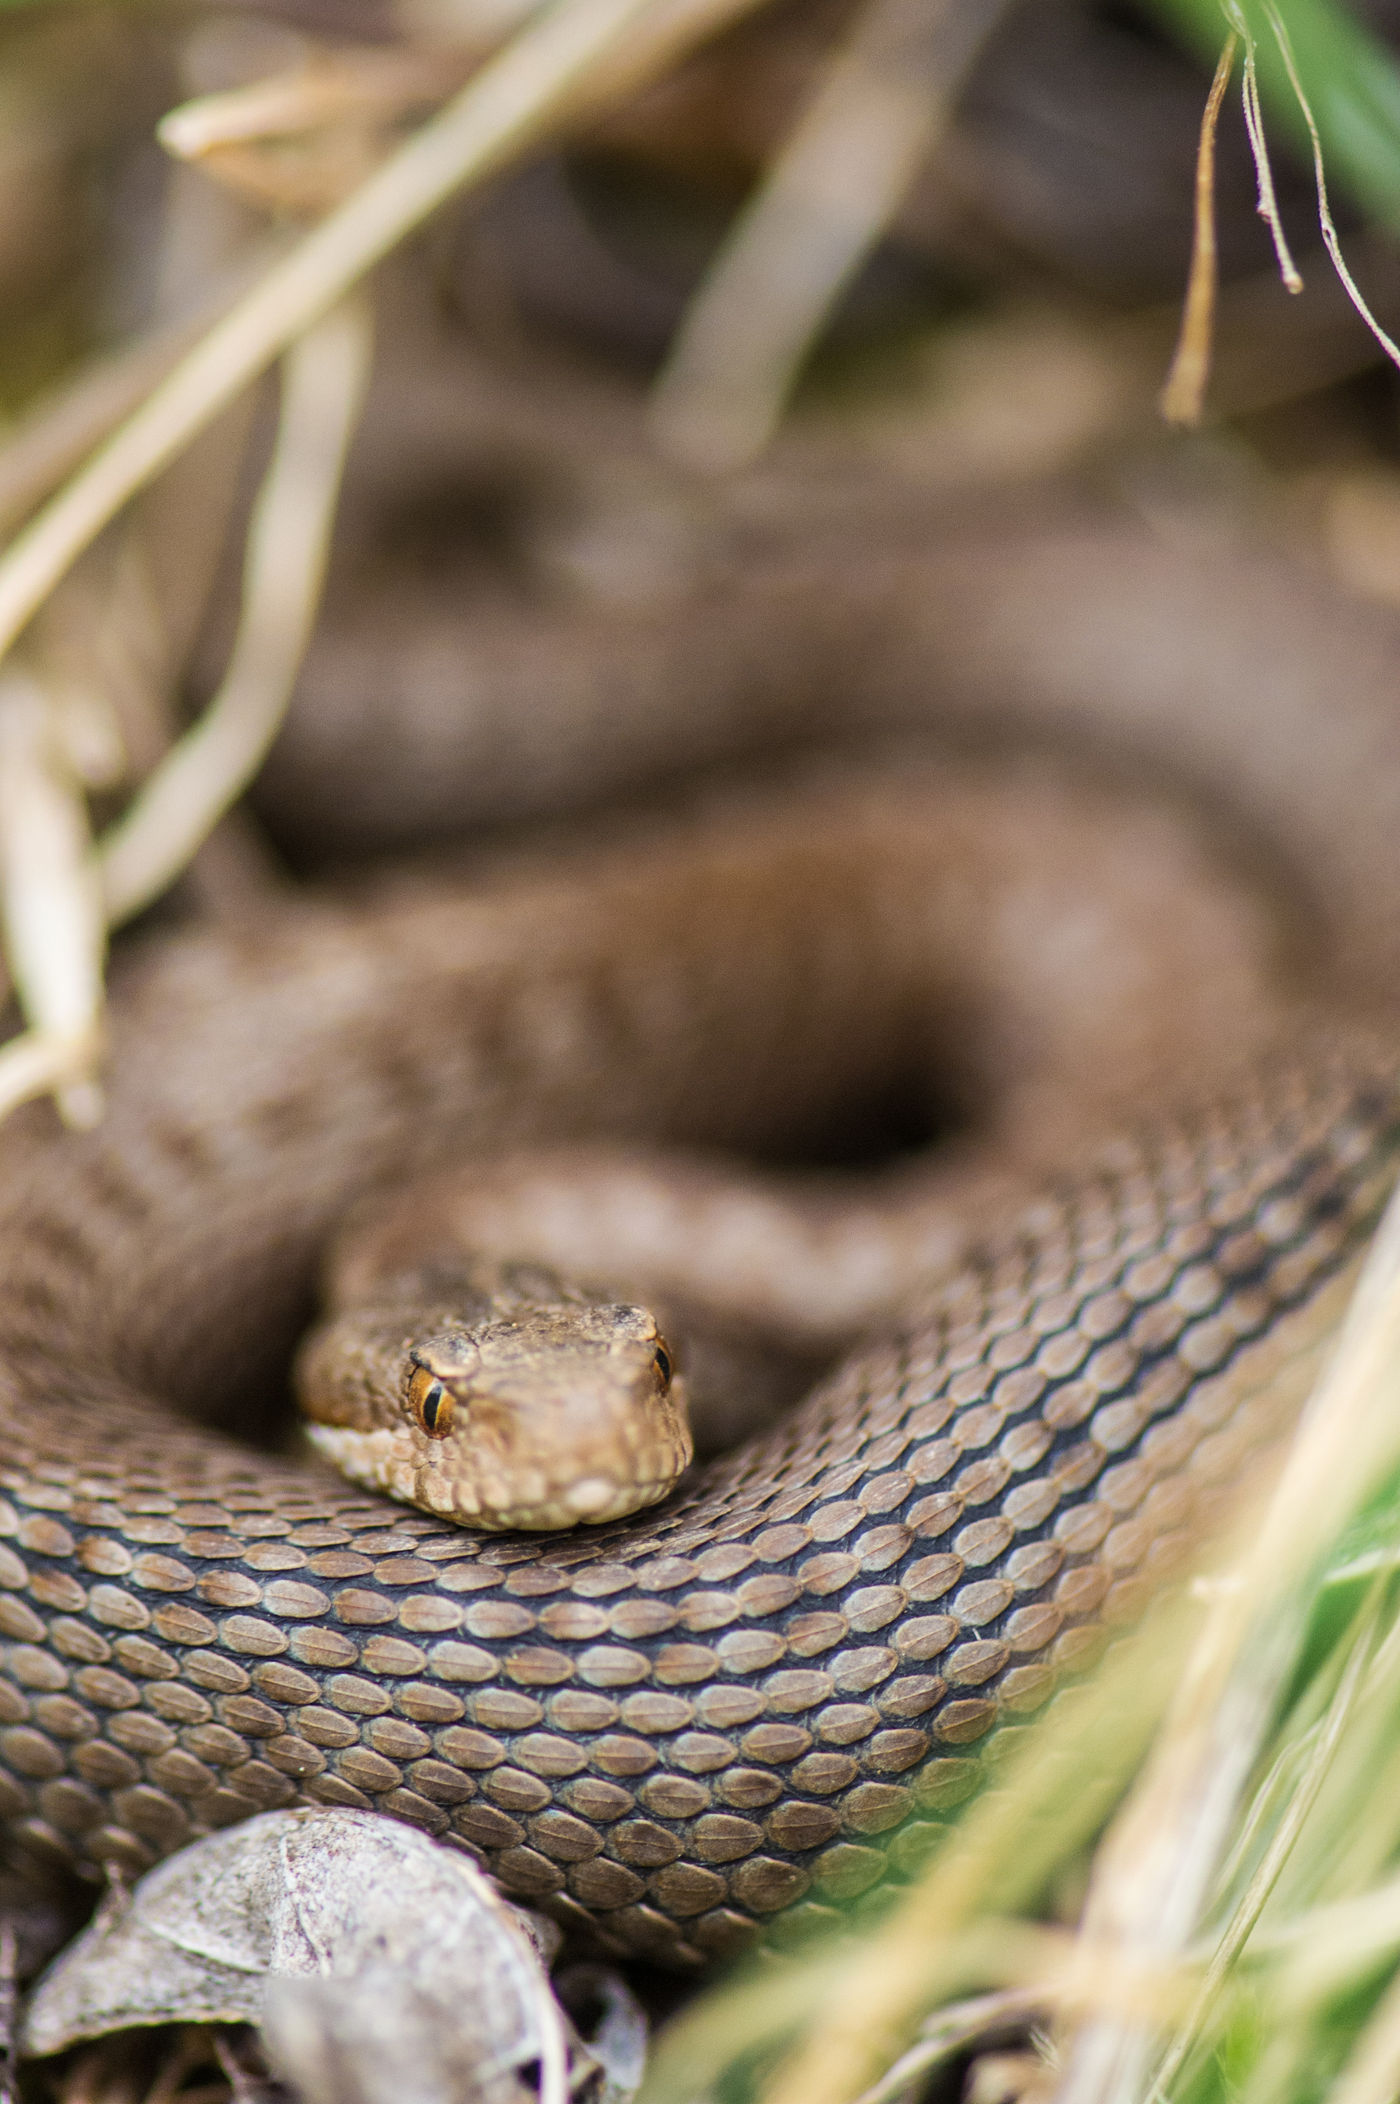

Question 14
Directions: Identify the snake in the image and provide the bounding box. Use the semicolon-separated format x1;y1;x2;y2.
1;500;1399;1974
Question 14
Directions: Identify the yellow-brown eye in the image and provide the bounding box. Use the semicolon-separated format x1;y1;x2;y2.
407;1362;454;1439
653;1342;673;1389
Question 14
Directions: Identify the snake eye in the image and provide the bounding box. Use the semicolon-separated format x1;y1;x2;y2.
407;1362;454;1439
652;1342;673;1389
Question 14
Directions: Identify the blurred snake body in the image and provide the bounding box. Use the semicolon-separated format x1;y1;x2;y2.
0;511;1398;1967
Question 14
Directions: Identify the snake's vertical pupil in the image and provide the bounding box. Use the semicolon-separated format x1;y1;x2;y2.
407;1362;454;1438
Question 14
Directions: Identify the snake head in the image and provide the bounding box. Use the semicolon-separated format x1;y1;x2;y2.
296;1276;693;1530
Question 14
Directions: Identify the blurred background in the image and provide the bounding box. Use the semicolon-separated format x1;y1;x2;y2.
9;0;1400;946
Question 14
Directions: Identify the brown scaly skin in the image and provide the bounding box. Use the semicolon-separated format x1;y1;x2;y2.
0;735;1395;1966
266;499;1400;1017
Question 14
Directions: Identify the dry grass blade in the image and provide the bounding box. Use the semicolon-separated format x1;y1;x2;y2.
156;48;470;162
1227;0;1302;291
97;294;372;927
0;667;105;1128
651;0;1010;471
1160;30;1236;424
1262;0;1400;369
848;1991;1048;2104
157;47;482;218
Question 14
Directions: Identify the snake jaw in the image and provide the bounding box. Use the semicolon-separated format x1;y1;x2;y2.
303;1409;691;1530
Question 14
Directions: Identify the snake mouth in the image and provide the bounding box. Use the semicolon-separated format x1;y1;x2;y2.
303;1420;689;1531
457;1474;680;1530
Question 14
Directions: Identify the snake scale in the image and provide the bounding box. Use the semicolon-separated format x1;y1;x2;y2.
1;504;1400;1970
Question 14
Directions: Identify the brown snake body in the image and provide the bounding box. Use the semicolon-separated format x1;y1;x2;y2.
1;513;1400;1967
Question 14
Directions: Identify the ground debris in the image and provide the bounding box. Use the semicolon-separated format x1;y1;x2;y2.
21;1810;646;2104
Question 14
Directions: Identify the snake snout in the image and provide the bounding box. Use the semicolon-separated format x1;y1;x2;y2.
442;1308;694;1529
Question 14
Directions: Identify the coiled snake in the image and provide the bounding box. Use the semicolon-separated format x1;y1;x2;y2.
0;505;1398;1969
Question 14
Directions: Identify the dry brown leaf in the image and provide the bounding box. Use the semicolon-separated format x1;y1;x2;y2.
22;1810;645;2104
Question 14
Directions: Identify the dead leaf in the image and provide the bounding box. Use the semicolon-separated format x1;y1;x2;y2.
20;1809;644;2104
